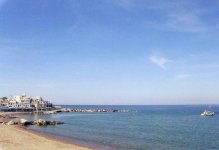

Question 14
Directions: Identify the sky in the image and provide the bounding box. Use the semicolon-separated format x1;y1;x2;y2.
0;0;219;105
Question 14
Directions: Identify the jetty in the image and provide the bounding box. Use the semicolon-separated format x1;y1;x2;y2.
42;107;130;114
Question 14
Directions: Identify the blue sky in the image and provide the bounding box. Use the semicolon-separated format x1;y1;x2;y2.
0;0;219;104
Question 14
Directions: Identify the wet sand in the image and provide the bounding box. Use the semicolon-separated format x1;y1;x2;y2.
0;111;92;150
0;125;92;150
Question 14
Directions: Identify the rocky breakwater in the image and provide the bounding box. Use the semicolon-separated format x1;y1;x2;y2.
51;108;130;113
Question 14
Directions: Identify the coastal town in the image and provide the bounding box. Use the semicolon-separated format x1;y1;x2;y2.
0;94;129;114
0;94;53;111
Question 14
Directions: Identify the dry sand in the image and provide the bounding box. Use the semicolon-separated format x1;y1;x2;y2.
0;125;92;150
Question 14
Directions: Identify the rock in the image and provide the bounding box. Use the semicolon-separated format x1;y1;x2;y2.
54;110;62;113
36;119;46;126
32;119;64;126
48;120;56;125
20;118;32;126
20;118;28;124
56;121;64;125
33;120;37;125
67;108;72;112
7;120;15;125
47;120;58;125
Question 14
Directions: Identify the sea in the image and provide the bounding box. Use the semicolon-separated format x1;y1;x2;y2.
23;105;219;150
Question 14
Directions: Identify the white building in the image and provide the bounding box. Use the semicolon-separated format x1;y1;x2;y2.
0;94;52;111
32;96;51;109
12;94;31;108
0;97;9;107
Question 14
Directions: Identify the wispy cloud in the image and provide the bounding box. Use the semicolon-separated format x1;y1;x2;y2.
149;55;170;70
175;74;191;80
113;0;214;33
151;2;210;33
113;0;132;10
164;12;207;33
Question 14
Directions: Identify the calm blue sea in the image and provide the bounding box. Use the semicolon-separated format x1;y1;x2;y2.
25;105;219;150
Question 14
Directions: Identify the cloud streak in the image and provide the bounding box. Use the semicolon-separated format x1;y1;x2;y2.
149;55;170;70
113;0;214;33
164;12;207;33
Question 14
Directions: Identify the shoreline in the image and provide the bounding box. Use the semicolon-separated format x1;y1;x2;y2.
0;124;93;150
0;112;108;150
22;126;95;150
0;111;112;150
0;111;33;117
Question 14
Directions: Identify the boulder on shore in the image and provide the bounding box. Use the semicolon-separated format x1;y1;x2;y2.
35;119;64;126
7;120;15;125
20;119;32;126
36;119;46;126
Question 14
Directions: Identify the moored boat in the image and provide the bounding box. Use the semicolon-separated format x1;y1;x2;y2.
201;110;215;116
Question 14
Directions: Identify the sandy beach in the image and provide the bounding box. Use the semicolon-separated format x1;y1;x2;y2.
0;125;92;150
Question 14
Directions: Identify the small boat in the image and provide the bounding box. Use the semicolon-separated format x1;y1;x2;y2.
201;110;215;116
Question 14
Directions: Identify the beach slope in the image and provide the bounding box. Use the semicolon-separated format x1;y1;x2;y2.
0;125;92;150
